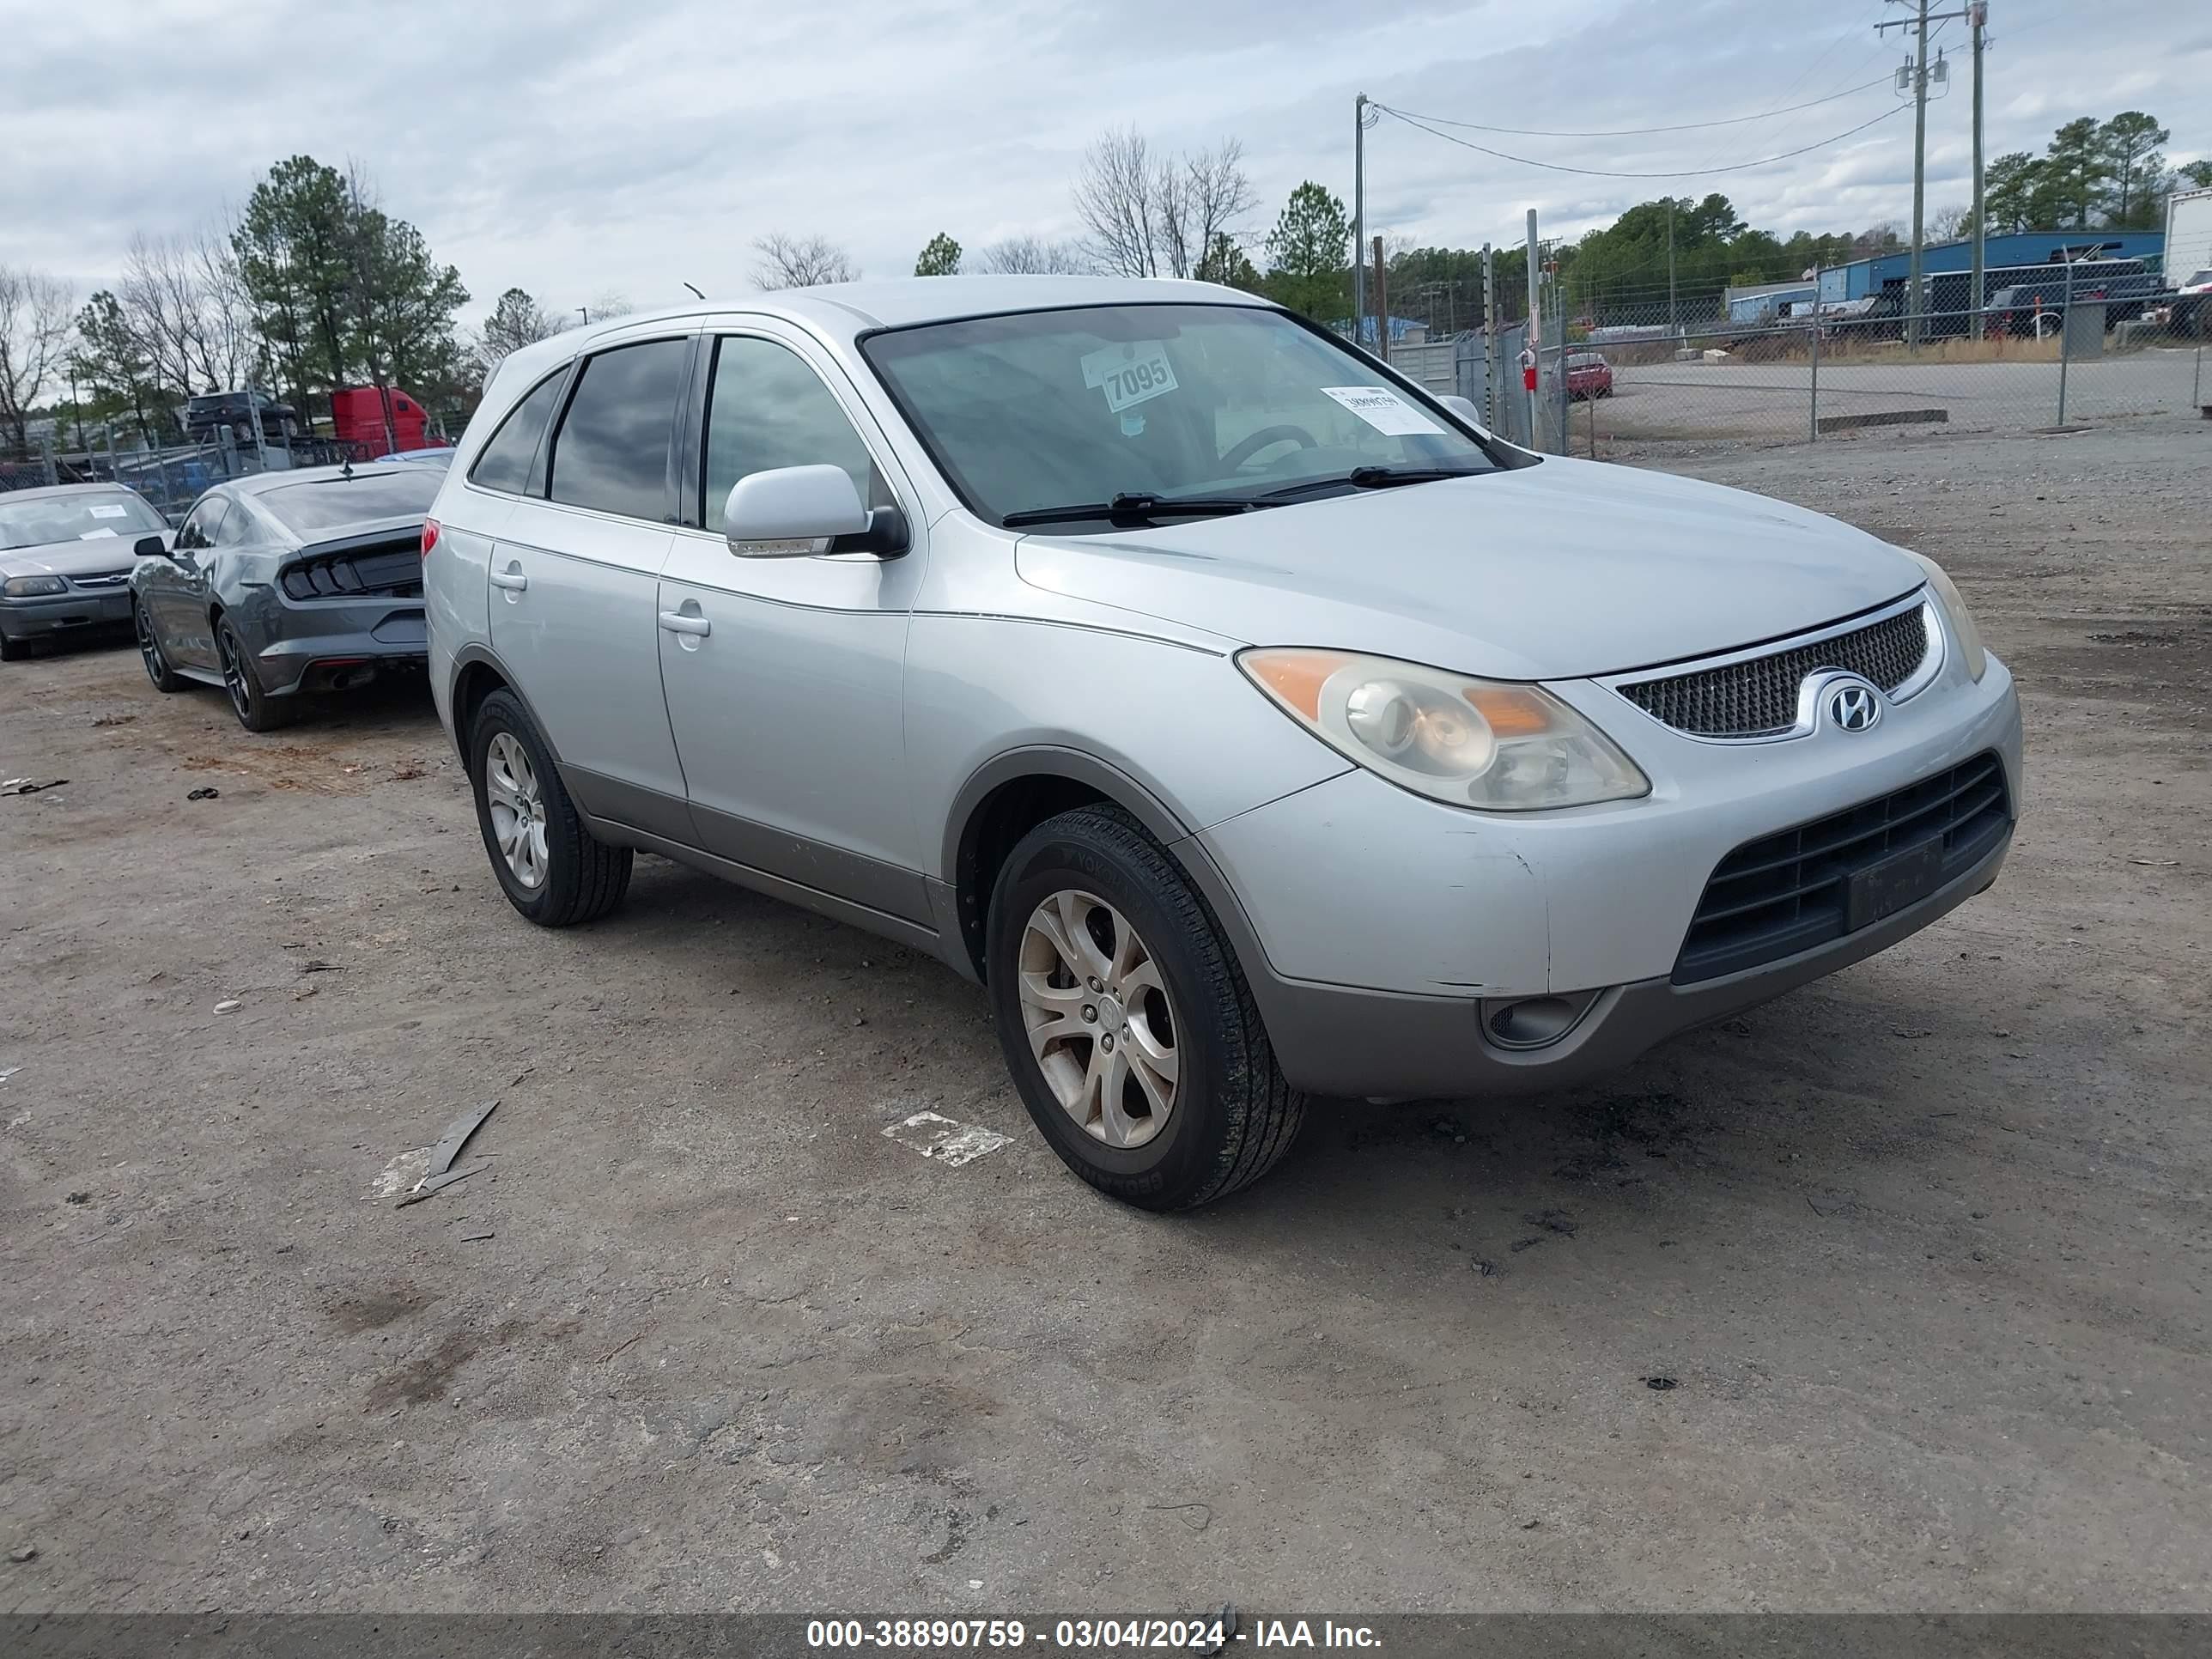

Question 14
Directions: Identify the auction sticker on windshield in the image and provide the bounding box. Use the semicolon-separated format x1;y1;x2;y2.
1322;385;1445;436
1081;342;1178;413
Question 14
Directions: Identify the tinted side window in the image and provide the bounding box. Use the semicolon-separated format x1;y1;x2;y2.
545;339;690;520
469;369;568;495
214;501;255;545
702;337;885;531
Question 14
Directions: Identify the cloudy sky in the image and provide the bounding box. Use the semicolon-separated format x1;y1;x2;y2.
5;0;2208;325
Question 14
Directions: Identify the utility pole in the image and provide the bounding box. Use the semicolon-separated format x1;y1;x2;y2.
1881;0;1967;349
1352;94;1373;349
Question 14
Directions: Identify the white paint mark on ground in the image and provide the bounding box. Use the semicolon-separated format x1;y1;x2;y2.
883;1110;1013;1168
0;1066;20;1085
368;1146;431;1199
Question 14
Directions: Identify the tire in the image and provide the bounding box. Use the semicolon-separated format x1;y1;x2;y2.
986;805;1304;1211
468;687;631;927
135;600;185;691
0;631;26;663
215;616;294;732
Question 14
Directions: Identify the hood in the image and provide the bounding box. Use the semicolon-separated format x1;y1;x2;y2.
0;532;151;581
1013;456;1927;680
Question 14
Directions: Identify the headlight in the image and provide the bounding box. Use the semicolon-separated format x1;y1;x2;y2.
3;575;68;598
1901;550;1986;681
1240;647;1650;811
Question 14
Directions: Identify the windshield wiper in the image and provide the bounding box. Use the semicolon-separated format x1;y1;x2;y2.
1000;491;1276;528
1261;466;1486;500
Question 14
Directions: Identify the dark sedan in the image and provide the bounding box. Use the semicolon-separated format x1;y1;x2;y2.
130;464;439;731
1;483;173;661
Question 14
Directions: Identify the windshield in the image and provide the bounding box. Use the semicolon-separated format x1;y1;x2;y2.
0;490;167;550
863;303;1502;526
255;468;441;536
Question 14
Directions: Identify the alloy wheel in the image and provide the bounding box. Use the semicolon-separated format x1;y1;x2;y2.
1017;889;1180;1148
484;732;550;890
136;605;164;684
216;629;252;721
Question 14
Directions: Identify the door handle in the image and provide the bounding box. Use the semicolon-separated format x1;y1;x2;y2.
489;565;527;592
658;611;711;638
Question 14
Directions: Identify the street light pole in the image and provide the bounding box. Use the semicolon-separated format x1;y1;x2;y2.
1970;2;1988;338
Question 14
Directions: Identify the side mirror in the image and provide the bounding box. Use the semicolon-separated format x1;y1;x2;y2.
133;533;170;558
724;465;873;558
1439;394;1484;427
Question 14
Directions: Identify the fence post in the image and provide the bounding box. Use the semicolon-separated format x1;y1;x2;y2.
1555;312;1569;454
1808;277;1822;443
2057;258;2073;426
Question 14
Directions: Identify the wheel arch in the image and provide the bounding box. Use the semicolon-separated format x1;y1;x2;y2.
447;643;564;775
944;746;1266;987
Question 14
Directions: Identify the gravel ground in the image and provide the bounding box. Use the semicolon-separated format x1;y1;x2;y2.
1;418;2206;1614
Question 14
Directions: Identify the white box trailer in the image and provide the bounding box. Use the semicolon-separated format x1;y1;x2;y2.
2167;186;2212;285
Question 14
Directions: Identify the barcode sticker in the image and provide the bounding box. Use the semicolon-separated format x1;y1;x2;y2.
1321;386;1445;435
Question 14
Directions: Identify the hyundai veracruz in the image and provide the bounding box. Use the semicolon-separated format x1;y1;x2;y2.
421;277;2021;1210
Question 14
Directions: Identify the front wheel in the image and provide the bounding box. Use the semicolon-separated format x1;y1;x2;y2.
136;601;185;691
986;805;1305;1210
0;631;27;663
468;688;631;927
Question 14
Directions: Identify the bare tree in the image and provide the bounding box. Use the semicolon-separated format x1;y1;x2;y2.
586;289;634;321
1073;129;1256;280
974;235;1095;276
750;234;859;290
0;264;74;459
1074;128;1162;277
117;228;259;401
1927;204;1971;243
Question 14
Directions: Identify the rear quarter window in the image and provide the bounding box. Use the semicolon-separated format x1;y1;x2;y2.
468;368;570;495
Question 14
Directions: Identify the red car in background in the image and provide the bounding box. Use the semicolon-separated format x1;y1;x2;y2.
1565;351;1614;399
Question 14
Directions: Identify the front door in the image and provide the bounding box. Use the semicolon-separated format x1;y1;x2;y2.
487;332;696;841
151;494;227;670
656;327;929;924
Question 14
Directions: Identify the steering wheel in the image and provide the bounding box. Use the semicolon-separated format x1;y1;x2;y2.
1222;423;1320;471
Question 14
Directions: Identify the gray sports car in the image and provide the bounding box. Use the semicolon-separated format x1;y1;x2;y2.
0;483;173;661
131;464;440;730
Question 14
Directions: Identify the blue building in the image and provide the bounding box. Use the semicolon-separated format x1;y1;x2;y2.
1820;231;2167;301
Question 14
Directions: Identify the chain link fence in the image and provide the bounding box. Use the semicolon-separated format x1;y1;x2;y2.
0;423;374;520
1512;283;2207;459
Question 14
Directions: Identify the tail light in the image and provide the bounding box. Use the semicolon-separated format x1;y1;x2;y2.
421;518;441;558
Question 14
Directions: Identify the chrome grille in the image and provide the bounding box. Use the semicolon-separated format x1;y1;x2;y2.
69;571;131;589
1619;605;1931;738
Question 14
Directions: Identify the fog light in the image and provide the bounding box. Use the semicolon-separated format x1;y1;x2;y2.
1482;991;1601;1051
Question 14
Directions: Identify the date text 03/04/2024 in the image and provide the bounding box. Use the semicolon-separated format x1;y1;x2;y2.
804;1618;1382;1650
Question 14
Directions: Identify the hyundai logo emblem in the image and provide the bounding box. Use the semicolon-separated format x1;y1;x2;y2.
1826;678;1882;732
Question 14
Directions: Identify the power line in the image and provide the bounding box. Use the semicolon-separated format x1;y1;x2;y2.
1374;102;1910;178
1378;76;1892;139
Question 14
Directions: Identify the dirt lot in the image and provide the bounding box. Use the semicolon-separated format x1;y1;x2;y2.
3;419;2207;1614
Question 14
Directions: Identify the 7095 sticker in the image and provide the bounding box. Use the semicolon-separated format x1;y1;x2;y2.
1081;342;1179;413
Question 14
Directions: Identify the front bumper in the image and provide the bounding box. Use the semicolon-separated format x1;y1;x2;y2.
0;588;133;641
1195;644;2023;1099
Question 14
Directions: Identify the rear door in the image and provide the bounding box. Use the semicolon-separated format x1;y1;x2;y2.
487;330;696;840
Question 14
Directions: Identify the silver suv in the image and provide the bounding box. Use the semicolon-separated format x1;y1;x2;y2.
424;277;2021;1210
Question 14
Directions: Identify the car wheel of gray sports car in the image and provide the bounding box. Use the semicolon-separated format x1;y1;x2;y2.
135;600;185;691
469;688;632;927
986;804;1305;1211
215;617;293;732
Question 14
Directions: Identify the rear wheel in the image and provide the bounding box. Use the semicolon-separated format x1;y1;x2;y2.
216;617;293;732
136;600;185;691
987;805;1304;1210
469;688;631;927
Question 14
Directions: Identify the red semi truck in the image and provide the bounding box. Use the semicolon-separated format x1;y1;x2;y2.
330;386;431;452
